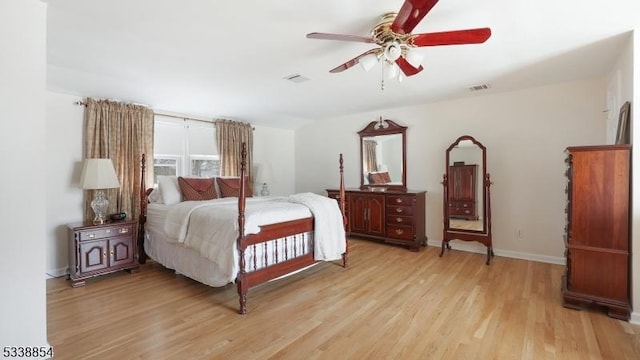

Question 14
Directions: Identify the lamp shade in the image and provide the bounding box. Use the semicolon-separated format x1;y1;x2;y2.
80;158;120;190
256;163;272;184
359;53;378;72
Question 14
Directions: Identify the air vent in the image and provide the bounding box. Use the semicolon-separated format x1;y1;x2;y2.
469;84;490;92
283;74;310;83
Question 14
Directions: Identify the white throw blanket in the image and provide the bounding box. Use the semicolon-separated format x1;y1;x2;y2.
161;195;346;283
288;192;346;261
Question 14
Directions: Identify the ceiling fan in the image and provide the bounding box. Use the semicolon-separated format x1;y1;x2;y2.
306;0;491;80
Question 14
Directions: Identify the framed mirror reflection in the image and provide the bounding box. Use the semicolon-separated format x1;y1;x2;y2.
441;135;494;264
358;119;407;192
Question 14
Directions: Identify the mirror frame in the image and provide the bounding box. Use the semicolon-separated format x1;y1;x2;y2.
441;135;494;264
358;119;407;192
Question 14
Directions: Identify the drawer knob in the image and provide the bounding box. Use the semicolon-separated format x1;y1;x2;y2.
395;198;402;204
396;208;403;213
119;228;129;234
88;233;95;239
395;229;404;235
396;217;403;223
106;229;111;234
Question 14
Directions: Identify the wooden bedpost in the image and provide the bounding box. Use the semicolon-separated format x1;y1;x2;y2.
339;153;348;268
138;154;148;264
236;143;248;314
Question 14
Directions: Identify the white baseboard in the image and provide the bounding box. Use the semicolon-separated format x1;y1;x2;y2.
46;267;68;279
630;312;640;325
426;239;566;265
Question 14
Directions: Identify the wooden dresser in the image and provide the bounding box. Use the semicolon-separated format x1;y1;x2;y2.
327;188;426;251
448;163;478;220
562;145;631;319
68;220;139;287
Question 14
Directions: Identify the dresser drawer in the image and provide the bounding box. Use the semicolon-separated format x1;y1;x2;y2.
386;205;413;216
387;195;414;206
386;215;414;226
386;224;414;241
78;223;134;241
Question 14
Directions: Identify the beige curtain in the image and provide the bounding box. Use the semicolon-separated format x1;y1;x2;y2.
84;98;154;222
363;140;378;172
216;119;253;178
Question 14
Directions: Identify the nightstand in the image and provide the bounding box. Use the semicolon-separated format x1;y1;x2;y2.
68;220;139;287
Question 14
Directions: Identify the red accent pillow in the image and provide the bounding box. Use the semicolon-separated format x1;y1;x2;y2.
368;173;384;184
216;177;253;198
178;177;217;201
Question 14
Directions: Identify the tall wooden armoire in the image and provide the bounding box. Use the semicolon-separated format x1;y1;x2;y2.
448;163;478;220
562;145;631;320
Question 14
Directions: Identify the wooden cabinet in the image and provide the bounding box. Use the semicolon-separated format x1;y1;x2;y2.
448;163;477;220
350;193;385;236
562;145;630;320
68;220;139;287
327;189;426;251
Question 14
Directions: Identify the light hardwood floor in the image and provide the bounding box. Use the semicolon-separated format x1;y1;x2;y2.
48;239;640;359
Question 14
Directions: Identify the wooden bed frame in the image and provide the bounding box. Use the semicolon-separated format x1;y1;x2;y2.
137;144;347;314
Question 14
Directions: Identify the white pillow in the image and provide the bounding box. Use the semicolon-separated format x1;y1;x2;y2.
148;187;163;204
157;176;181;205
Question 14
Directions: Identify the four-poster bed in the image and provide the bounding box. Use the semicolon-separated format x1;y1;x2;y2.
137;145;347;314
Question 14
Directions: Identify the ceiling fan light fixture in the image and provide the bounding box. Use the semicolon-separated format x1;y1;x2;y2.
384;61;398;79
360;53;379;72
384;41;402;61
405;49;424;68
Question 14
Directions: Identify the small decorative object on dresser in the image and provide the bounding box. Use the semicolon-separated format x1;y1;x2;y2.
562;145;631;320
68;219;139;287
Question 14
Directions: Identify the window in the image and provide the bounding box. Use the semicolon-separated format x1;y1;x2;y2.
153;115;220;184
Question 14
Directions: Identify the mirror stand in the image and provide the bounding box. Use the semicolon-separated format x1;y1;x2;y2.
440;135;494;265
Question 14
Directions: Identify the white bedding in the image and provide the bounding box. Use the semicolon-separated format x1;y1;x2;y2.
146;193;345;286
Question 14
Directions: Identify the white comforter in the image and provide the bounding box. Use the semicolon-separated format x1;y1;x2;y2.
162;194;346;283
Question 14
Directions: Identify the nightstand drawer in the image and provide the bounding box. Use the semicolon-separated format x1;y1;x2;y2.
78;223;134;241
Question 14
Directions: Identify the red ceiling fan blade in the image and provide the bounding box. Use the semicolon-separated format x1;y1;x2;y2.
391;0;439;35
395;56;424;76
306;32;374;43
410;28;491;46
329;48;381;73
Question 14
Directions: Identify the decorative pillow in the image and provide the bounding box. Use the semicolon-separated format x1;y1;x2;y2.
157;176;182;205
178;177;217;201
216;177;253;198
368;172;385;185
379;171;392;183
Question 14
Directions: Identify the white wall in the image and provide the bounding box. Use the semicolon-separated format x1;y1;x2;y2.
253;125;296;196
45;92;85;276
626;31;640;325
296;78;607;263
0;0;49;349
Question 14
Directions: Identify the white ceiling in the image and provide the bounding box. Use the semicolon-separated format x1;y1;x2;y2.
46;0;640;129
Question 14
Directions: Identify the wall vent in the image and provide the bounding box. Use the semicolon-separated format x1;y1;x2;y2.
469;84;490;92
283;74;310;83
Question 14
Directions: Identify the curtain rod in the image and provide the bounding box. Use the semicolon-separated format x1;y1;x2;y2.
74;100;254;129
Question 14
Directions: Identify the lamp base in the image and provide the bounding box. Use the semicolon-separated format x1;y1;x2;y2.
91;190;109;224
260;183;270;196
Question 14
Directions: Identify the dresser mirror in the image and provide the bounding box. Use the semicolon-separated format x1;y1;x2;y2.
358;119;407;192
441;135;493;264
